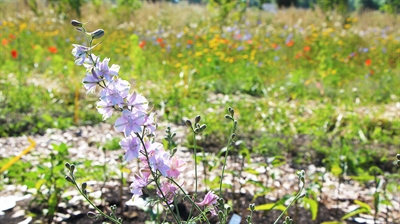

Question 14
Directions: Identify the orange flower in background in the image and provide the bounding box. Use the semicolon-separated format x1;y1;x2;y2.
365;58;371;66
9;34;16;39
303;46;311;52
187;39;193;45
2;38;8;46
286;40;294;47
271;43;278;49
11;49;17;59
48;46;57;53
139;40;146;49
157;37;163;44
295;53;302;59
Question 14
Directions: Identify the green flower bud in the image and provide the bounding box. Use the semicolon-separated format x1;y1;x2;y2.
70;164;75;173
249;203;255;211
65;162;71;170
397;154;400;160
71;20;83;27
225;114;232;120
195;115;201;124
65;176;73;183
82;182;87;191
90;29;105;39
185;119;192;127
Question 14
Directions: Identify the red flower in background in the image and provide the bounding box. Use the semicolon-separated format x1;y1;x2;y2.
187;39;193;45
139;40;146;49
11;49;18;59
286;40;294;47
9;34;16;39
303;46;311;52
48;46;57;53
365;58;371;66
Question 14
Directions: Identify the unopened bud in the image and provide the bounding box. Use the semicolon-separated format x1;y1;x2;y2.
225;114;232;120
87;211;98;219
65;162;71;170
90;29;105;39
185;119;192;127
195;115;201;124
70;164;75;173
397;160;400;166
71;20;83;27
397;154;400;160
65;176;73;183
249;203;255;211
82;182;87;191
231;133;236;139
200;124;207;131
228;107;234;116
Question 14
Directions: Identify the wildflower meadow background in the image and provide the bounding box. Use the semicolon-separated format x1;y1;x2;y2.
0;0;399;223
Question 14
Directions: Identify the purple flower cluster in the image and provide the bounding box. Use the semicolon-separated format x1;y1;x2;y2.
71;21;218;216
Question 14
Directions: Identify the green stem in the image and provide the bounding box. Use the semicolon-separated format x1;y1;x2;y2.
168;178;210;224
135;132;181;224
188;129;198;220
273;186;304;224
219;119;235;198
70;174;121;224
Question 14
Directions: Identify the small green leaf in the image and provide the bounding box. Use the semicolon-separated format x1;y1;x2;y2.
303;198;318;220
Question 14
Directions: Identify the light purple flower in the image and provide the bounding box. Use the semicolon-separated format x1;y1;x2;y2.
96;99;114;120
144;113;157;134
130;172;149;196
96;58;120;81
120;134;142;161
100;79;130;107
71;44;90;65
148;144;170;177
157;181;178;204
82;68;103;93
115;109;146;137
126;92;148;111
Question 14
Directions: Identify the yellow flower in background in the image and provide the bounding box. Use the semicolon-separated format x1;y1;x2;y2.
178;53;183;58
19;23;27;31
207;57;212;62
175;62;181;68
344;24;351;29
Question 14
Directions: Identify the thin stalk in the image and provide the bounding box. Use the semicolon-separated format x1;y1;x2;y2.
273;187;305;224
187;129;198;220
69;177;121;224
168;178;210;224
219;120;235;197
135;132;181;224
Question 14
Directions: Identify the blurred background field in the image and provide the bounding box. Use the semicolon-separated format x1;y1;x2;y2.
0;0;399;223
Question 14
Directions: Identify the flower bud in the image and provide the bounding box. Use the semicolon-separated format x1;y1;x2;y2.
185;119;192;127
195;115;201;124
70;164;75;173
225;114;232;120
397;160;400;166
71;20;83;27
249;203;255;211
90;29;105;39
82;182;87;191
65;162;71;170
397;154;400;160
65;176;73;183
200;124;207;132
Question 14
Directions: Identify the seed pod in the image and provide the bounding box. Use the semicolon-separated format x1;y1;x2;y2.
195;115;201;124
91;29;105;39
185;119;192;127
71;20;83;27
